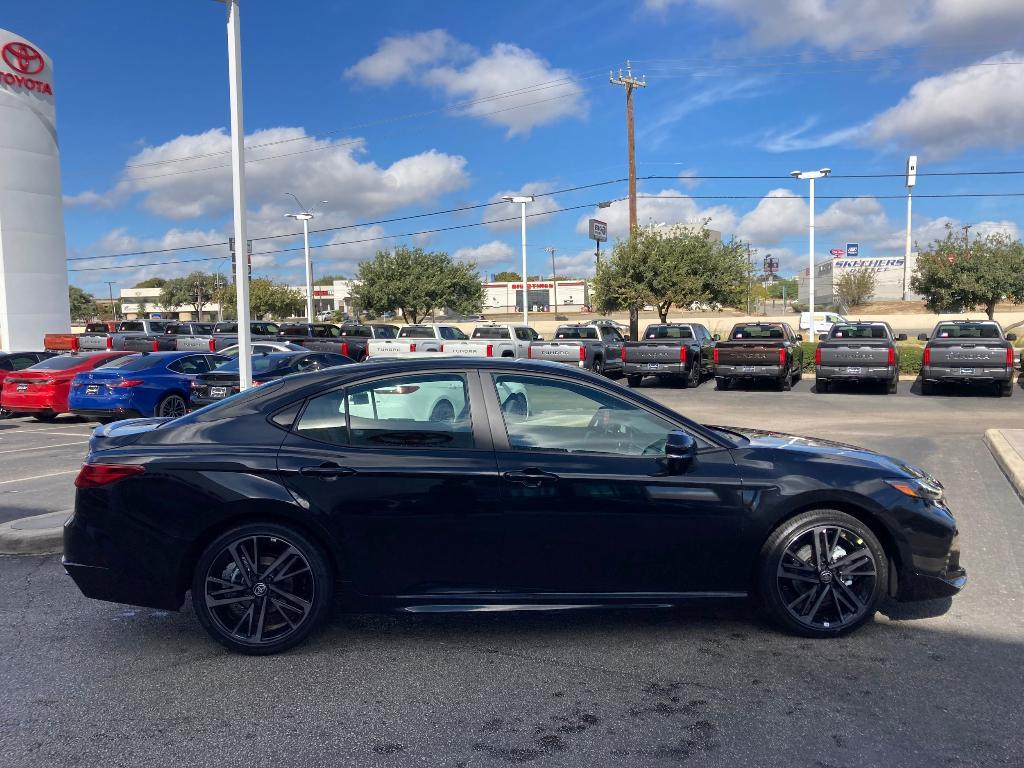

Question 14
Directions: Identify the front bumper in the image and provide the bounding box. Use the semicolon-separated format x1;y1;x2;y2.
816;365;894;380
897;568;967;601
623;362;687;377
922;365;1012;383
715;364;782;379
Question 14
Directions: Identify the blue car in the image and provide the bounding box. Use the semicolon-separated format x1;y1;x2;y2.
69;351;227;419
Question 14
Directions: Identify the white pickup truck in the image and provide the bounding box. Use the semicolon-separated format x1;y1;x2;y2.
440;323;541;358
365;324;469;357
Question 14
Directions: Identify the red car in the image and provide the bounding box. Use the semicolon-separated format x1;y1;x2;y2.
1;351;135;421
0;352;58;417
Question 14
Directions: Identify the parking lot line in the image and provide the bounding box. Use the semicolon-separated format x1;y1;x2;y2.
0;469;79;486
0;441;89;455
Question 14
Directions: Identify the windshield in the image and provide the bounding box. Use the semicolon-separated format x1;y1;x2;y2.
643;325;693;339
934;323;1001;339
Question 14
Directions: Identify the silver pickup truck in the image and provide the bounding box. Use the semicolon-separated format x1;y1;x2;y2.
174;321;283;352
440;323;540;358
918;320;1017;396
527;324;624;377
76;319;173;351
366;324;468;357
621;323;714;388
120;322;217;352
815;322;907;394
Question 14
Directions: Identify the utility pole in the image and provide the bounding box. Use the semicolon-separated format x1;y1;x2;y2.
104;281;117;321
746;246;754;315
903;155;917;301
610;60;646;340
545;247;558;313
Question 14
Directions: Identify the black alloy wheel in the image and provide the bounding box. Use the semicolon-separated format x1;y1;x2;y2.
714;376;729;391
887;376;898;394
685;360;700;388
32;413;58;422
592;357;604;376
157;394;187;418
192;523;332;654
816;378;830;393
626;375;643;388
779;371;792;391
999;381;1013;398
759;510;886;637
429;399;456;423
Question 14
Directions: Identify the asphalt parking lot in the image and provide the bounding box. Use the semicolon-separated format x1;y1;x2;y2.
2;378;1023;767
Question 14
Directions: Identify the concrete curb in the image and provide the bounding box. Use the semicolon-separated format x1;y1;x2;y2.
984;429;1024;501
0;511;67;555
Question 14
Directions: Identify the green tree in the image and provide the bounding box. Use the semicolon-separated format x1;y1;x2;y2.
911;225;1024;319
767;277;798;301
158;272;221;318
214;279;305;320
68;285;99;322
834;269;876;308
133;277;167;289
492;270;521;282
314;274;346;285
352;246;484;324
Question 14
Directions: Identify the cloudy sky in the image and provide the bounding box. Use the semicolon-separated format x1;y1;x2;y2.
8;0;1024;295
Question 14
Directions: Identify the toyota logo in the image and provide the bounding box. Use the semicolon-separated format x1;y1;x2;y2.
2;41;45;75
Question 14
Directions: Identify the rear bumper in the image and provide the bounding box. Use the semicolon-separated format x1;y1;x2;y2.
715;364;782;378
816;365;894;380
623;362;687;377
69;407;144;419
922;366;1011;383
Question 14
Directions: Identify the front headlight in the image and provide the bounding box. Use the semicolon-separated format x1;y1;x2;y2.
886;477;944;501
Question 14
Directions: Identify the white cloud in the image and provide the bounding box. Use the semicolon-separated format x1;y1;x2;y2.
554;249;600;278
453;240;515;267
677;168;700;189
344;29;473;86
758;118;865;153
735;188;806;245
576;189;737;240
645;1;1024;52
876;216;1020;251
642;77;764;148
483;182;561;231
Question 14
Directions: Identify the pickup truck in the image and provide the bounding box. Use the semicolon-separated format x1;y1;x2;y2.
44;319;173;353
918;320;1017;396
621;323;715;388
527;323;625;377
121;321;217;352
280;322;399;361
173;321;283;352
713;322;804;391
366;324;469;357
815;322;907;394
439;323;540;358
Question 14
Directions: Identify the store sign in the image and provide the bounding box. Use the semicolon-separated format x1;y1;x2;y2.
846;243;859;257
0;40;52;95
511;283;553;290
834;258;904;271
588;219;608;242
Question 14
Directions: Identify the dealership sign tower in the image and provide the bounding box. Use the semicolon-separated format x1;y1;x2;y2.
0;29;69;350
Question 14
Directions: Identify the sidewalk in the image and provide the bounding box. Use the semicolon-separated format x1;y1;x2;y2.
0;510;67;555
984;429;1024;499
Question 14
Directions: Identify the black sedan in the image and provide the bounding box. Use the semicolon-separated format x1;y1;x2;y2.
189;351;353;407
64;358;965;654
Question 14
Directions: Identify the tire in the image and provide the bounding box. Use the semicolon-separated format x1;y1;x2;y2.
685;361;700;388
887;376;898;395
921;379;935;396
626;375;643;388
32;413;58;422
779;372;792;392
157;393;188;419
1000;381;1013;397
758;510;887;638
816;378;830;394
429;399;456;422
192;522;334;655
592;357;604;376
715;376;729;391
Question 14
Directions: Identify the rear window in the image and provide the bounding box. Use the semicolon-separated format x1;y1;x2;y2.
118;321;145;332
371;325;397;339
398;327;436;339
831;324;887;339
97;355;162;371
339;326;372;337
84;323;110;333
934;323;1001;339
644;325;693;339
555;326;597;340
216;354;296;374
472;327;511;340
731;325;785;340
29;354;109;371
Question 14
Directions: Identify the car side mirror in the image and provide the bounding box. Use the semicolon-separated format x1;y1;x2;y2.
795;334;803;341
665;431;697;474
818;334;828;342
536;335;544;341
1007;333;1017;341
917;333;929;341
712;334;720;341
897;333;908;341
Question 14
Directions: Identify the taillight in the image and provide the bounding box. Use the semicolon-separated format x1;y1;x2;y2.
778;348;787;366
111;379;144;388
341;342;349;358
527;346;532;359
71;337;80;352
74;463;144;489
679;347;687;364
439;344;445;352
1008;347;1015;367
814;346;822;365
486;344;493;357
409;343;417;352
888;347;896;366
620;347;627;361
208;339;216;352
923;348;931;365
105;337;113;350
713;348;719;364
151;340;159;352
253;380;266;386
579;346;586;362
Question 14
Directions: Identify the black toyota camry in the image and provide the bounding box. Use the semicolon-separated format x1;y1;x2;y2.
64;358;965;654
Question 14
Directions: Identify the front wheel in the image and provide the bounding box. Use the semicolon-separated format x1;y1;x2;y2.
192;522;333;655
758;510;887;638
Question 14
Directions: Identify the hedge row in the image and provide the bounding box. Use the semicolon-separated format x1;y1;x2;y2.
797;342;925;374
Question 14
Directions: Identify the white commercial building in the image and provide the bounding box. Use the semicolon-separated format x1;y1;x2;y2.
798;254;920;307
0;29;70;350
483;280;591;314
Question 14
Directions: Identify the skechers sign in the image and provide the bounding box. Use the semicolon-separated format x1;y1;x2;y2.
0;40;53;95
834;257;904;272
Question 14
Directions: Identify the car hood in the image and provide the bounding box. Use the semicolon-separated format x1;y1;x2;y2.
712;425;932;480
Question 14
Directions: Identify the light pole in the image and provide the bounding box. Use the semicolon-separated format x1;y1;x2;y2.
903;155;917;301
503;195;534;325
285;193;328;323
104;281;117;321
790;167;831;338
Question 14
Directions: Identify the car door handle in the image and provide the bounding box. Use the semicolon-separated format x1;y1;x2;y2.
502;468;559;488
298;463;356;479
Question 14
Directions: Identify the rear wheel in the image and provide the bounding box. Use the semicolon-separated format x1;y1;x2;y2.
429;399;456;422
921;379;935;396
816;378;830;393
715;376;729;391
591;357;604;376
157;394;187;418
1000;381;1013;397
192;522;333;655
685;361;700;388
32;413;57;422
759;510;887;638
626;375;643;388
779;372;792;391
887;376;898;395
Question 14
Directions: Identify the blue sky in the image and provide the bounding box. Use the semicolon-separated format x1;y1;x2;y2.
6;1;1024;296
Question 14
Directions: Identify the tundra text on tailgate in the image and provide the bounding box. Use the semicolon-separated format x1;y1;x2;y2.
918;320;1016;396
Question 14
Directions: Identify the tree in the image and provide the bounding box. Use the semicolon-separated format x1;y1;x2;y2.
69;285;99;321
353;246;484;324
834;269;876;309
214;279;305;319
133;277;167;289
492;270;521;282
767;277;798;301
911;225;1024;319
158;272;221;318
314;274;346;285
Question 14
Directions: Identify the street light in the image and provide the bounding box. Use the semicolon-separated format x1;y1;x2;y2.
789;167;831;338
285;193;328;323
502;195;534;324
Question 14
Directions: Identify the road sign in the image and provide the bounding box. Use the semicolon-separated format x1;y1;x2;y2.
588;219;608;242
846;243;859;257
830;248;845;257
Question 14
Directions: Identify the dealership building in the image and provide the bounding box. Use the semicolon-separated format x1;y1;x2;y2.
797;254;920;307
483;280;591;314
